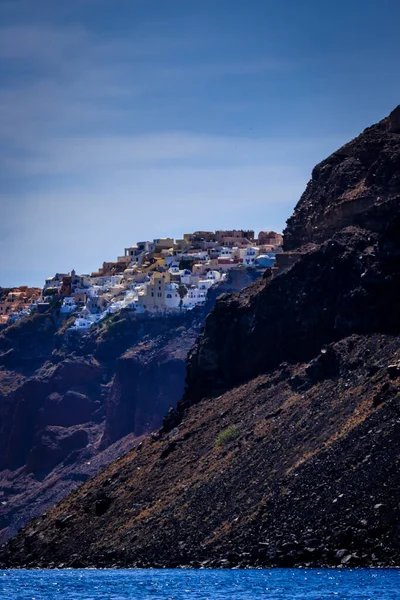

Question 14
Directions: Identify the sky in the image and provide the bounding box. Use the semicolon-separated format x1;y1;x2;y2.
1;0;400;287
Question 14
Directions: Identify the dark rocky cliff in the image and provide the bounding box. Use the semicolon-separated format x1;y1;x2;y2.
100;328;196;447
2;331;400;569
284;105;400;250
183;221;400;406
2;107;400;568
181;106;400;409
0;269;255;544
0;311;198;543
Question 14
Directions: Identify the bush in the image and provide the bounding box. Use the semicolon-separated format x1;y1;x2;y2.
215;425;240;447
179;259;194;271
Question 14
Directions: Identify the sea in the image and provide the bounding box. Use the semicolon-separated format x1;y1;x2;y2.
0;568;399;599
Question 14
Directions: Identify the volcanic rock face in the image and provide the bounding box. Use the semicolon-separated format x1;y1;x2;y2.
183;221;400;406
2;107;400;568
0;318;195;542
284;106;400;250
0;315;198;542
2;333;400;568
0;270;254;544
101;332;195;446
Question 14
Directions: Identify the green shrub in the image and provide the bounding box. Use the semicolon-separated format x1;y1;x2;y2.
215;425;240;447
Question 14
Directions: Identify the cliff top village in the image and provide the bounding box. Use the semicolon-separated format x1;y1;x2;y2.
1;229;283;332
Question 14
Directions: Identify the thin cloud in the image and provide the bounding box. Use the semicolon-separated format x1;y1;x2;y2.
2;131;345;178
0;18;293;187
0;4;351;287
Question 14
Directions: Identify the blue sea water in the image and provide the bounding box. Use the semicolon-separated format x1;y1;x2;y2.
0;569;399;600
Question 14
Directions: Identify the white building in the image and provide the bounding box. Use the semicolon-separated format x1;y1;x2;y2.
206;270;222;283
198;279;212;290
165;283;181;309
60;297;77;314
168;264;180;275
71;317;95;330
219;247;233;259
180;250;209;261
43;273;67;291
180;269;193;285
184;287;208;308
240;246;259;265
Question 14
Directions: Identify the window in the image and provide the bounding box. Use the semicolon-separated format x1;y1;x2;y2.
151;292;154;297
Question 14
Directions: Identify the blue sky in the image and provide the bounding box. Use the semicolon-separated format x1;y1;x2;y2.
1;0;400;287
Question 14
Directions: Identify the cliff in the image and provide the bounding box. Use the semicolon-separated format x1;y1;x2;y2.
182;107;400;408
284;105;400;250
0;311;197;544
0;270;255;544
2;331;399;568
2;107;400;568
182;222;400;406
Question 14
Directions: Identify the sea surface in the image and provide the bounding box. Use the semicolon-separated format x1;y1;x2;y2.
0;568;399;599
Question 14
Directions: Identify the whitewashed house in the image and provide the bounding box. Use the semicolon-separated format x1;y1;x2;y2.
184;286;208;308
168;264;180;275
219;247;233;259
165;283;181;309
240;246;259;266
60;297;77;314
206;270;222;283
180;269;193;285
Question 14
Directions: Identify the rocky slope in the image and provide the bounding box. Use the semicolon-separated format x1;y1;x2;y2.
0;270;256;544
2;106;400;568
2;332;400;568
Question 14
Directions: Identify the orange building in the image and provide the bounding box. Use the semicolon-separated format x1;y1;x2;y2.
60;276;72;297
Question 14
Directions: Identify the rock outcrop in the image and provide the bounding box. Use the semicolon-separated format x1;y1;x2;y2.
2;106;400;568
284;105;400;250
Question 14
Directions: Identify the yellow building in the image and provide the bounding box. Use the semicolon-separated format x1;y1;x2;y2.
192;263;207;276
153;238;174;251
138;271;171;311
140;257;165;274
